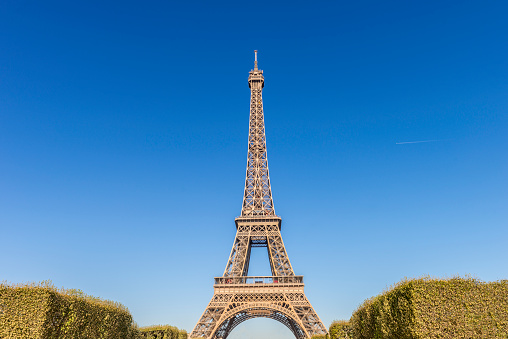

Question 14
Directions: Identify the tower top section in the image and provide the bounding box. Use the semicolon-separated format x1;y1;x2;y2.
248;50;264;89
241;50;274;217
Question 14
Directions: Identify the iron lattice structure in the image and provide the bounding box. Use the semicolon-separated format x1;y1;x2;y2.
190;52;327;339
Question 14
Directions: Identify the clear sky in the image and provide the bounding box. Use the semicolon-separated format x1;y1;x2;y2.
1;1;507;338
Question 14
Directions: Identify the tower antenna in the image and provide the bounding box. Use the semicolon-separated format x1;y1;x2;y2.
254;50;258;70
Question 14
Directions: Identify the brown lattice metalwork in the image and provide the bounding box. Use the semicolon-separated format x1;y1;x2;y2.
190;52;327;339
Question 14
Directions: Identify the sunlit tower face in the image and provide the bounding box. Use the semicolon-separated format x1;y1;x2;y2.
189;52;327;339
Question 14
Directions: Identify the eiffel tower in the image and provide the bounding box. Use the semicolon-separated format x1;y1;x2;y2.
189;51;327;339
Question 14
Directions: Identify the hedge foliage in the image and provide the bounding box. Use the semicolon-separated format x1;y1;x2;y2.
139;324;187;339
329;320;352;339
0;281;142;339
350;276;508;339
311;335;328;339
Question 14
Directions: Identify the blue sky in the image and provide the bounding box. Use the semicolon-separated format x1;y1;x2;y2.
1;0;507;338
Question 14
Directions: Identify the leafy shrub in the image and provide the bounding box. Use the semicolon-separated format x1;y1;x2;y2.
329;320;352;339
0;281;141;339
140;324;187;339
350;276;508;339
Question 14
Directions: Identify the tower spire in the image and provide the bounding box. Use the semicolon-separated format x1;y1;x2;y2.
254;50;258;70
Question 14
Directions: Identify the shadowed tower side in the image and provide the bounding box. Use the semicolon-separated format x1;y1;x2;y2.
190;51;327;339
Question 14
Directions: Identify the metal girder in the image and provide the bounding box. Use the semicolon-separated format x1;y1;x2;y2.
223;220;294;277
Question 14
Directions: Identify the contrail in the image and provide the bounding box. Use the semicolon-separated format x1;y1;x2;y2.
396;139;449;145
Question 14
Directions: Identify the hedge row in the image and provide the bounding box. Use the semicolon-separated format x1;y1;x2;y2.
350;276;508;339
328;320;352;339
0;281;141;339
139;325;187;339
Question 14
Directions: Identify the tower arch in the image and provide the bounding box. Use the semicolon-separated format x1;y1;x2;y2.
211;303;308;339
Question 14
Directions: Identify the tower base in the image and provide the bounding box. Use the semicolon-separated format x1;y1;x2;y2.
190;276;327;339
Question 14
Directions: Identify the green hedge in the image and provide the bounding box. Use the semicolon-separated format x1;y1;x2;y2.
350;276;508;339
0;281;141;339
329;320;352;339
311;335;328;339
139;325;187;339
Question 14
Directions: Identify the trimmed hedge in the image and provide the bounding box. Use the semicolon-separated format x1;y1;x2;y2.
140;324;187;339
329;320;352;339
0;281;141;339
350;276;508;339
